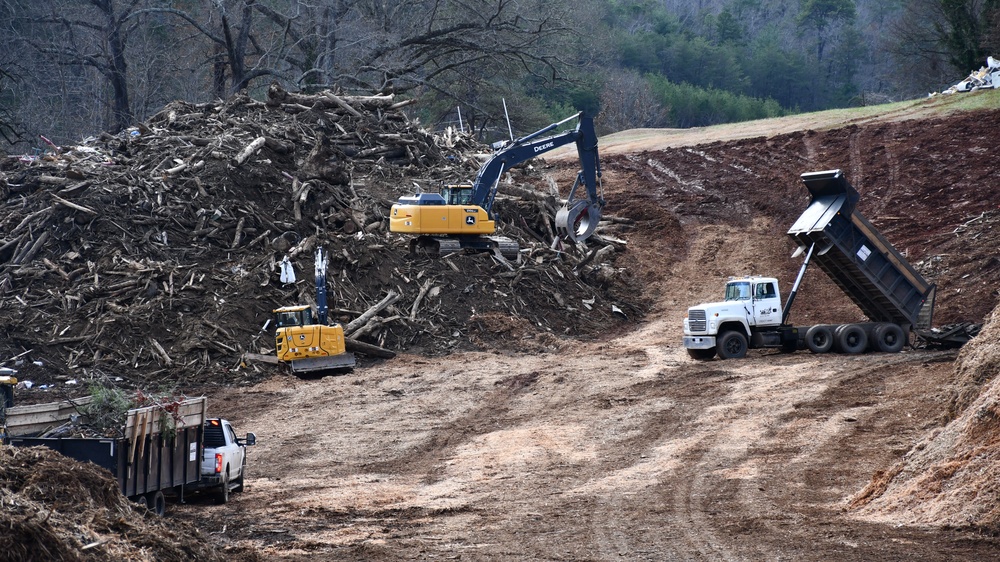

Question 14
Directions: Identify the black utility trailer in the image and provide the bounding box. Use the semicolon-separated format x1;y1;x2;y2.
7;397;206;515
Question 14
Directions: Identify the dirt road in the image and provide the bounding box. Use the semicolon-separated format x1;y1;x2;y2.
181;314;999;560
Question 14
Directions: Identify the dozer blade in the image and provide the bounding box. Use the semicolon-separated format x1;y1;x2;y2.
289;352;357;373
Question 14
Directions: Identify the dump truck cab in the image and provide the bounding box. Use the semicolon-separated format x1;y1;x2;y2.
684;276;785;354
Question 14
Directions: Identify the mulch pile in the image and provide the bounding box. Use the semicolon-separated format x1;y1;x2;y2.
0;84;641;392
0;444;259;562
850;301;1000;529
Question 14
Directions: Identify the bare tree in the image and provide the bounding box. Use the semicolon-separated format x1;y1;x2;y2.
143;0;578;126
599;69;669;133
0;65;24;145
24;0;143;133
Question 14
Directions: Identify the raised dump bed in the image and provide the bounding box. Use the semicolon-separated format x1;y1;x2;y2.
787;170;936;331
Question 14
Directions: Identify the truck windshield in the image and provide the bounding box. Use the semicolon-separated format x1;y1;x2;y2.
725;282;751;301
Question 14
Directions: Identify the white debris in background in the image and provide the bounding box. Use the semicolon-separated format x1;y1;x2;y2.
933;56;1000;95
279;256;296;284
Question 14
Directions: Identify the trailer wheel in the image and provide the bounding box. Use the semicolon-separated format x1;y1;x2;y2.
805;325;834;353
133;494;149;511
687;348;716;360
717;331;748;359
874;323;905;353
837;324;868;354
147;490;166;516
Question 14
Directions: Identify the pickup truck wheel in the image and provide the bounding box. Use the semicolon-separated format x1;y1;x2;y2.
215;469;230;505
836;324;868;354
873;323;905;353
687;347;716;360
805;325;834;353
717;331;748;359
234;460;246;493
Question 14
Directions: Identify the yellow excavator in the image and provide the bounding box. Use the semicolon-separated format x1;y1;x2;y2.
0;368;17;439
389;112;605;257
273;248;356;372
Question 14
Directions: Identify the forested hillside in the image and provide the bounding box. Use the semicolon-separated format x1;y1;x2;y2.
0;0;997;147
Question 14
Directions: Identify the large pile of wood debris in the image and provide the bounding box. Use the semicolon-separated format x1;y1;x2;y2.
0;85;640;392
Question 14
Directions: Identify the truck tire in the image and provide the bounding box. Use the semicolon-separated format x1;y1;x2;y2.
873;323;905;353
147;490;166;516
805;325;834;353
717;330;748;360
133;494;149;511
234;460;246;493
836;324;868;354
215;469;230;505
687;348;716;360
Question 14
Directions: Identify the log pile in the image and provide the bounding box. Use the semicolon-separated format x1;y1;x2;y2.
0;84;641;390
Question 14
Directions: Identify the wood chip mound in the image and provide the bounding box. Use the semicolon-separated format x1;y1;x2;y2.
850;302;1000;528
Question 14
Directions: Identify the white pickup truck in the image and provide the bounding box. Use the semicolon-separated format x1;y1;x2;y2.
198;418;256;504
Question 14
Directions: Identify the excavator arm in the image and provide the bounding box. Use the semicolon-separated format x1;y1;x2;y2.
469;113;604;242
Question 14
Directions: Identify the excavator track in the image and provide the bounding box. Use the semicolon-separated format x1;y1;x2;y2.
409;235;519;260
489;237;520;260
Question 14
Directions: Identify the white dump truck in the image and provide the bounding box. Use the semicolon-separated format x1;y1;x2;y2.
683;169;937;360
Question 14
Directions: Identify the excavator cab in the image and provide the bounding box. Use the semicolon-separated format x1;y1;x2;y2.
440;184;474;205
274;305;313;328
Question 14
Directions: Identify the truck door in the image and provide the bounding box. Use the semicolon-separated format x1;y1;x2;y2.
225;422;245;477
751;281;781;327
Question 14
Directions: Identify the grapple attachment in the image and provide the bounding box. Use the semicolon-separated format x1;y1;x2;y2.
555;199;602;242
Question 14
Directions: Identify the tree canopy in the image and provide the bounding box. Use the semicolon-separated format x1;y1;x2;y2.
0;0;996;147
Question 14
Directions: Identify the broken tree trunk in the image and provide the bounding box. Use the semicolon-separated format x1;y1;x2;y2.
345;291;401;334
